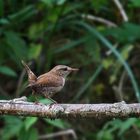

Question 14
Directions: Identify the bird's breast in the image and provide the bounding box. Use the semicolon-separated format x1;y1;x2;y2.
32;85;63;97
62;77;65;86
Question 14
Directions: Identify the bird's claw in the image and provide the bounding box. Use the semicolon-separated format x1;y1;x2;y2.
49;102;57;109
34;101;44;106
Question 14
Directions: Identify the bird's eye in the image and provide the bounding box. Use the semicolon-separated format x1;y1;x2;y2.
62;68;68;71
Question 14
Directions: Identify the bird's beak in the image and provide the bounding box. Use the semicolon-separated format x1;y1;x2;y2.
69;68;79;71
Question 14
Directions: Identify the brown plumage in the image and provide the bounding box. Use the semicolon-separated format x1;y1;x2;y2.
22;60;78;103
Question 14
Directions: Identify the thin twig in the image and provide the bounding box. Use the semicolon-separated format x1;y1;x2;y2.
39;129;77;140
106;43;118;56
15;69;26;97
82;14;117;27
0;97;140;119
113;71;126;101
112;0;128;22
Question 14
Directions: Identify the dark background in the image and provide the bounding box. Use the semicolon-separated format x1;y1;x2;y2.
0;0;140;139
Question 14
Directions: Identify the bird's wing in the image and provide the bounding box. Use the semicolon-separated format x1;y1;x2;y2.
34;73;64;87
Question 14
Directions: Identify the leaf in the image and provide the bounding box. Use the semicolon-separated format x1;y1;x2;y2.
63;3;83;15
72;65;103;102
28;23;45;39
44;119;69;129
0;18;10;25
19;127;38;140
56;0;66;5
54;36;89;53
28;44;42;60
27;128;38;140
4;31;28;65
41;0;53;7
120;45;133;60
24;117;37;130
41;0;65;6
104;23;140;43
1;116;23;140
97;130;114;140
0;66;17;77
134;118;140;128
102;59;113;69
118;118;137;136
130;0;140;7
8;5;37;23
91;0;109;12
39;98;52;104
74;21;140;102
84;39;101;63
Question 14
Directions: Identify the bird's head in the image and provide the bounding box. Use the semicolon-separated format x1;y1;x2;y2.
50;65;78;78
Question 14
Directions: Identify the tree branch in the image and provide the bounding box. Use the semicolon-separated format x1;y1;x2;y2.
39;129;77;140
112;0;128;22
0;97;139;119
82;14;117;27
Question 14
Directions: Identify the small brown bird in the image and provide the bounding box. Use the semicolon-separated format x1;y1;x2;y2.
22;60;78;103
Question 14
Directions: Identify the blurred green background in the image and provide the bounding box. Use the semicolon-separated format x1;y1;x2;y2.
1;0;140;139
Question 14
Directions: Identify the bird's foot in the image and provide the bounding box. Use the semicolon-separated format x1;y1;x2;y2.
49;102;57;109
45;97;57;108
34;101;44;106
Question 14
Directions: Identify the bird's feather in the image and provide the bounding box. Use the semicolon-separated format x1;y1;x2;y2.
33;73;64;87
22;60;37;85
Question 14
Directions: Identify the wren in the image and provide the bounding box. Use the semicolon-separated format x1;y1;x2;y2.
22;60;78;103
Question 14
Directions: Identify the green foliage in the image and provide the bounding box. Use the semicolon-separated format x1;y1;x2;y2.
0;66;17;77
28;44;42;60
91;0;109;12
24;117;37;130
0;0;140;140
18;127;38;140
44;119;70;129
4;31;27;64
72;64;103;102
104;23;140;43
1;116;23;140
130;0;140;7
76;21;140;101
97;118;138;140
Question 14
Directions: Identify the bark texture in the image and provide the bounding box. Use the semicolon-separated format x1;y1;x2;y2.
0;96;139;119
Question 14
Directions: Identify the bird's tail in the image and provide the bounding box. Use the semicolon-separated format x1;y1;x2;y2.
21;60;37;86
